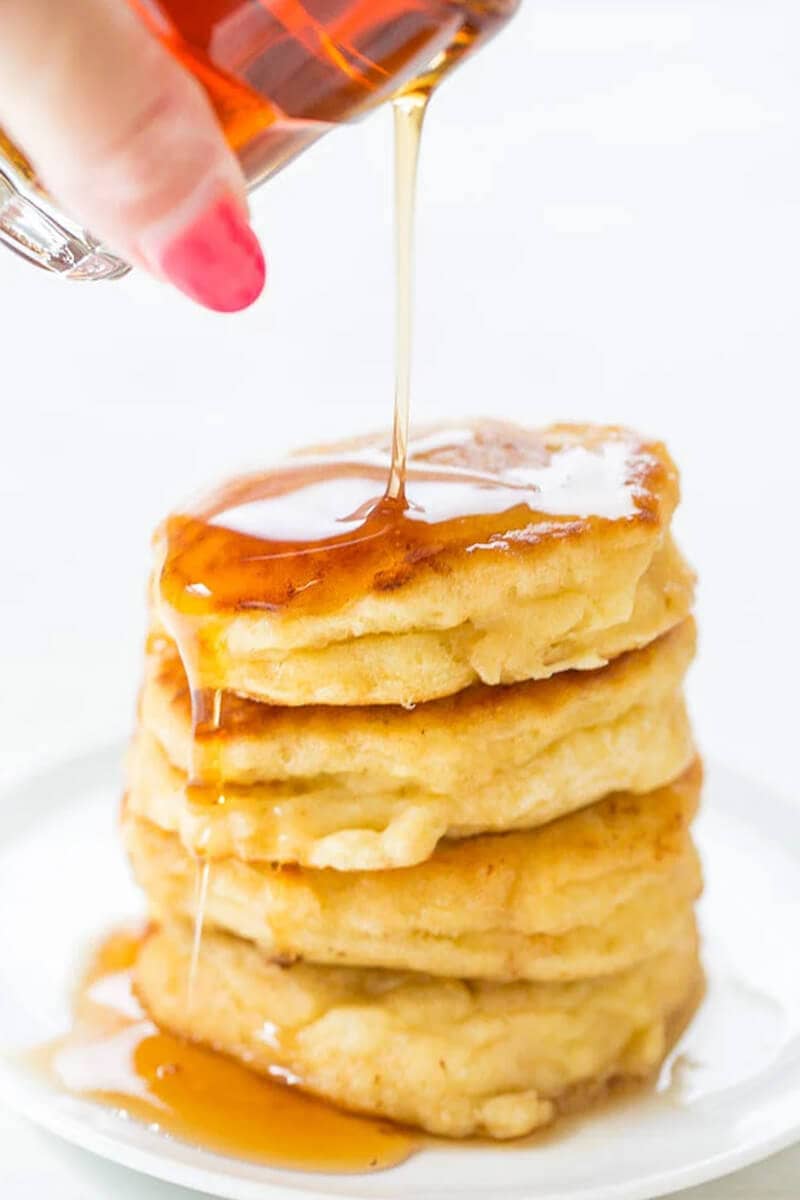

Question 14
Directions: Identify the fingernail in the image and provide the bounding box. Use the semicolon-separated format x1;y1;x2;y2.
157;196;265;312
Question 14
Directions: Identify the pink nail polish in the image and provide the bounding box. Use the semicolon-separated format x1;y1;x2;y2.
158;197;266;312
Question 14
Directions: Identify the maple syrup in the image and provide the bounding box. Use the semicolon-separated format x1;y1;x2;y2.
188;858;212;1006
388;89;428;500
159;424;662;621
33;928;417;1172
129;0;520;186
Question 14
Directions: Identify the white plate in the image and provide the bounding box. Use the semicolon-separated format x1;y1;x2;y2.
0;749;799;1200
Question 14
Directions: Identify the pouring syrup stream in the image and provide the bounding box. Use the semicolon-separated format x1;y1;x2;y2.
387;90;429;503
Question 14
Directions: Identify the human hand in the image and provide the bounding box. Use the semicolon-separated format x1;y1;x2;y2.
0;0;265;311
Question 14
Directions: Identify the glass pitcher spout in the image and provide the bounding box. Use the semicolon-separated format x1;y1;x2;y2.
0;174;130;281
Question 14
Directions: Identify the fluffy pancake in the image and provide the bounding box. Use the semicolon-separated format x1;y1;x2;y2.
124;763;702;982
136;920;702;1139
143;617;696;790
129;621;696;870
154;423;693;706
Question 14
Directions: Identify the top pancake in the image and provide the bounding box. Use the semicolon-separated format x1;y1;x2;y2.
154;421;689;706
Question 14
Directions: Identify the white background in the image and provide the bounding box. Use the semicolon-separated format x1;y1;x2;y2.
1;0;798;1195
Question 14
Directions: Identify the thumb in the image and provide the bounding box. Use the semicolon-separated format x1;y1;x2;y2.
0;0;265;311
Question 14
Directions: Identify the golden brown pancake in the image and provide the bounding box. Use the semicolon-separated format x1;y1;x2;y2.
136;919;702;1139
124;762;702;982
129;620;696;870
153;422;693;706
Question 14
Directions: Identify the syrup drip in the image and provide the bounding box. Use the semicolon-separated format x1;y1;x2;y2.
188;859;212;1009
184;688;223;1005
387;88;429;501
32;929;417;1173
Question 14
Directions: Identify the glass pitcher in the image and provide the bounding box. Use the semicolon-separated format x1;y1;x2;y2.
0;0;518;283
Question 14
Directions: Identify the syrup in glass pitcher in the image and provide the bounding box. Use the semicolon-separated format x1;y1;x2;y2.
0;0;518;281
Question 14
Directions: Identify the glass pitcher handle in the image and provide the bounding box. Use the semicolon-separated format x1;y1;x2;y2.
0;134;130;281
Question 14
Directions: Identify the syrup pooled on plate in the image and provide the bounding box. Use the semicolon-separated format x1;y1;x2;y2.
33;929;417;1173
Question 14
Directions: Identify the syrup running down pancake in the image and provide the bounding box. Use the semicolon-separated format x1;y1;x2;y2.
154;421;693;708
35;929;415;1172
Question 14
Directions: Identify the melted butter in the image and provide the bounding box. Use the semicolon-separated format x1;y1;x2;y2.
32;929;416;1173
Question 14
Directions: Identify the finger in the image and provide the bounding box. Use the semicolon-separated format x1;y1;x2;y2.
0;0;265;311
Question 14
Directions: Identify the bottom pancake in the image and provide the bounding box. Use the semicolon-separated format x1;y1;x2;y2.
136;921;702;1140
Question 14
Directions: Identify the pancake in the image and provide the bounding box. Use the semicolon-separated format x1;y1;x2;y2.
143;617;696;790
129;621;696;870
135;919;702;1139
154;422;693;707
123;762;702;982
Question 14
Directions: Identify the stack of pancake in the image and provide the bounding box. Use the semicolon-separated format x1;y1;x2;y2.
124;421;703;1140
